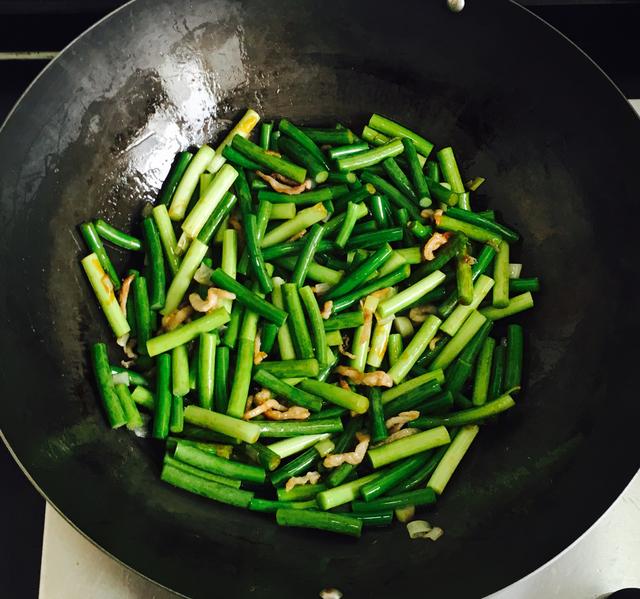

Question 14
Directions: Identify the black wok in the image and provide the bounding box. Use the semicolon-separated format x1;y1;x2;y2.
1;0;639;597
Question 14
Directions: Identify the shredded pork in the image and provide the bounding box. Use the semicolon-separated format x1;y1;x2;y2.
243;398;285;420
338;379;351;391
373;427;420;447
244;390;310;421
422;232;452;261
273;172;303;186
337;335;356;359
265;406;310;420
323;432;370;468
284;471;321;492
256;170;312;195
253;334;267;365
161;306;193;331
320;301;333;319
385;410;420;433
189;288;236;313
118;274;135;318
432;209;445;225
254;388;273;403
335;366;393;388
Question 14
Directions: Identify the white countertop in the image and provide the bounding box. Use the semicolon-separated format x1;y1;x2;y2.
39;100;640;599
38;471;640;599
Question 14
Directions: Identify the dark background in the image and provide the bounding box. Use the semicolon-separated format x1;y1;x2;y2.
1;1;638;597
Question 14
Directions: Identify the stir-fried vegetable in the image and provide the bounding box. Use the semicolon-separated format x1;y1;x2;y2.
80;109;537;536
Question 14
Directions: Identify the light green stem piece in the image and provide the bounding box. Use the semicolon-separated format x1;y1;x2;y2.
221;229;237;313
131;385;155;411
207;109;260;174
261;203;328;248
152;204;181;275
162;238;209;315
427;425;479;494
377;270;446;319
272;278;296;360
267;434;331;459
147;308;230;357
368;113;434;157
181;163;238;240
81;253;130;338
298;379;369;414
183;405;260;444
393;316;414;338
430;310;487;371
492;240;511;308
316;472;382;510
381;369;445;404
169;145;216;221
368;426;450;468
394;247;423;264
366;289;396;368
350;294;380;372
387;315;442;384
326;330;343;346
114;384;143;430
480;292;534;321
226;308;259;418
171;344;190;397
270;203;297;220
440;274;494;337
377;252;407;277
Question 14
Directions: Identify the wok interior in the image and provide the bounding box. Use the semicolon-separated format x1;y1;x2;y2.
1;0;639;597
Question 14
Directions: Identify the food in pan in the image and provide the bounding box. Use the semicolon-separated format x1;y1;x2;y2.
80;109;537;537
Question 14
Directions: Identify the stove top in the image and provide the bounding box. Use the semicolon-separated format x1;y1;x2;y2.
37;476;640;598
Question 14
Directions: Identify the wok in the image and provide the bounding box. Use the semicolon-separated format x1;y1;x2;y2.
1;0;639;597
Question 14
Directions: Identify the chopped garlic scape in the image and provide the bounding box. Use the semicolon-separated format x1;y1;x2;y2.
407;520;444;541
207;109;260;174
407;520;432;538
395;505;415;523
111;372;130;386
193;262;214;284
426;527;444;541
509;263;523;279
